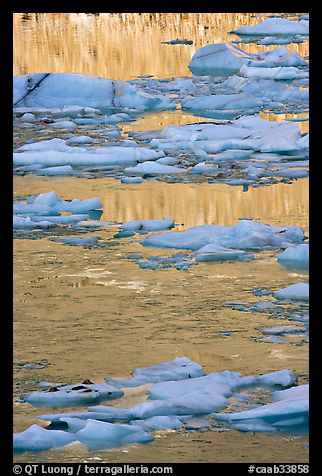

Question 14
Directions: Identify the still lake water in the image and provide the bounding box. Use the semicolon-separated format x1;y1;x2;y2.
13;13;309;463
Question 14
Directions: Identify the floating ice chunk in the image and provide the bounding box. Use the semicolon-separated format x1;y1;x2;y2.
124;162;185;175
52;198;102;213
14;73;174;110
28;191;60;207
67;136;94;145
213;383;309;433
13;216;55;229
103;113;131;123
13;73;49;106
156;157;180;165
189;42;307;76
277;244;309;269
252;36;306;45
106;357;204;388
260;325;308;336
49;120;76;130
20;112;36;122
129;416;183;431
23;382;124;407
261;336;287;344
130;391;228;418
31;214;90;225
162;39;193;45
13;203;60;216
13;424;75;452
256;370;297;388
157;115;303;155
248;46;308;68
273;384;309;402
50;236;100;247
195;244;255;262
163;78;197;93
240;79;308;105
13;146;161;167
182;94;263;113
39;407;132;424
190;162;220;175
15;138;76;153
263;169;309;179
226;179;256;186
189;43;256;76
74;419;154;450
142;219;304;251
296;134;309;149
232;18;309;36
120;176;144;184
239;64;309;80
37;165;74;176
273;283;309;301
130;368;296;420
121;218;175;233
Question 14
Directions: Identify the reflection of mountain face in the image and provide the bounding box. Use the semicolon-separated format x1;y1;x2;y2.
13;13;309;80
102;179;309;231
13;175;308;231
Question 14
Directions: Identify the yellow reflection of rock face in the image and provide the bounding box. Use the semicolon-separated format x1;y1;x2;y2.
122;110;214;132
260;112;309;134
13;176;309;234
13;13;309;80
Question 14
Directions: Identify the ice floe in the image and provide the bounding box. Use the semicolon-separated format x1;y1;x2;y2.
213;384;308;433
239;64;309;81
106;357;204;387
189;43;307;76
124;162;185;175
231;18;309;37
161;39;193;45
142;219;304;251
14;73;175;110
194;243;255;262
273;283;309;301
120;218;175;233
277;244;309;270
49;236;101;247
182;93;263;115
13;424;75;452
22;381;124;407
24;359;306;454
13;144;162;168
13;191;102;230
73;419;154;450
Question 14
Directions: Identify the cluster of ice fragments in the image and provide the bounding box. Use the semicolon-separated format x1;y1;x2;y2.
13;41;309;183
119;218;308;271
13;191;103;230
14;357;308;453
127;116;309;183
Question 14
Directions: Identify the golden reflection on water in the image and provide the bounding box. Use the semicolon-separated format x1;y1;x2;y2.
260;112;309;134
122;110;214;132
13;13;309;80
13;176;309;233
